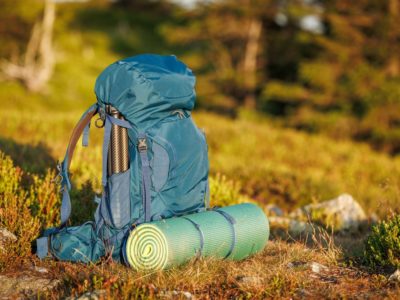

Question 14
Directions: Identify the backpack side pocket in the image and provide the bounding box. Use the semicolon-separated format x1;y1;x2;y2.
107;169;131;229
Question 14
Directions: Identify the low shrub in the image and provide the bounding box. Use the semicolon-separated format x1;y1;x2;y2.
0;151;59;257
209;173;252;207
365;214;400;269
0;152;40;256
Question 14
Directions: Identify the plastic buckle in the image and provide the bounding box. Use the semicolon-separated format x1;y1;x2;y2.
138;138;147;152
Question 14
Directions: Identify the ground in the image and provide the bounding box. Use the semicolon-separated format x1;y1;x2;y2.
1;106;400;298
0;4;399;296
1;238;399;299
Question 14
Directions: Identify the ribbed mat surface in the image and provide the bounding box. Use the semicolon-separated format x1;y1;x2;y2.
125;203;269;270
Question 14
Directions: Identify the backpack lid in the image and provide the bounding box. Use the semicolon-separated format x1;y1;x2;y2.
94;54;196;129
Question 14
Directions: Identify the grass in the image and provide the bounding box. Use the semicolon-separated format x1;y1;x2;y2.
197;111;400;216
0;2;399;218
1;3;400;298
2;238;399;299
1;107;399;216
44;241;341;299
1;106;400;297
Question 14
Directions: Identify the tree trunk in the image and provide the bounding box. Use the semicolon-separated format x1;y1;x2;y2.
1;0;55;92
242;17;262;109
387;0;399;77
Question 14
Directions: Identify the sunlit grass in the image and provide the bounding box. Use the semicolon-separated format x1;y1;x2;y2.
1;107;399;218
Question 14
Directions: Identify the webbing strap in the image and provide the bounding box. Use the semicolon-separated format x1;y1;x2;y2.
36;237;49;259
94;195;104;235
182;217;205;256
82;121;91;147
138;133;151;222
59;103;98;226
102;227;129;256
36;227;58;259
60;188;71;226
121;231;130;266
214;209;237;258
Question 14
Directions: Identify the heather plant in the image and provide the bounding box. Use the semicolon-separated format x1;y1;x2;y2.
0;151;60;256
0;152;40;256
209;173;252;207
28;169;60;228
365;214;400;269
2;109;400;218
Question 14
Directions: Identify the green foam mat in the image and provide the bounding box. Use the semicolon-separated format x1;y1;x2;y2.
125;203;269;271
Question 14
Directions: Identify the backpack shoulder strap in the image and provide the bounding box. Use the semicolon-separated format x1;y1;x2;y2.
59;103;99;226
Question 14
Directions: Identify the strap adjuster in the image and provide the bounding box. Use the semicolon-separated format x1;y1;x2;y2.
138;138;147;152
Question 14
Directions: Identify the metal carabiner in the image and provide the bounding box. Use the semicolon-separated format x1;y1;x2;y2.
52;161;64;185
95;106;106;128
95;117;105;128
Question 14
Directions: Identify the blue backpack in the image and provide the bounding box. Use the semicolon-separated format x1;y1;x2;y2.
36;54;209;263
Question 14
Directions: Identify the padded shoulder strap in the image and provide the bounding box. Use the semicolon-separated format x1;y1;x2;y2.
64;103;99;172
59;103;99;226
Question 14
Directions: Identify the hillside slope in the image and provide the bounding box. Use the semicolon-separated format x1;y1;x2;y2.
1;107;399;217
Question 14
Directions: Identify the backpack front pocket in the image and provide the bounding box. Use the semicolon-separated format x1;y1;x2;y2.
150;139;172;192
148;115;209;216
49;222;105;263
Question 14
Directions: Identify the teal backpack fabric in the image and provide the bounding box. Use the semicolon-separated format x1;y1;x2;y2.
36;54;210;263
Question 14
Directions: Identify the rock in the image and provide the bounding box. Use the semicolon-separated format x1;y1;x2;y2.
0;228;17;252
32;266;49;274
159;290;194;299
287;261;328;274
264;204;283;217
289;219;314;236
389;269;400;282
295;288;312;297
67;290;107;300
0;274;60;299
181;291;193;299
287;261;306;269
269;216;314;236
236;276;263;287
308;262;328;274
290;194;367;231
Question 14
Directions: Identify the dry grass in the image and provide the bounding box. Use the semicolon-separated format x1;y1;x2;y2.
1;95;400;298
1;239;398;299
1;109;400;217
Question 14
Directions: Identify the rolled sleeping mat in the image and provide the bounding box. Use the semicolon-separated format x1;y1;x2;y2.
124;203;269;271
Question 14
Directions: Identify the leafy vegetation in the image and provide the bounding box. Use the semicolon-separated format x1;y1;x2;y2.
2;108;399;218
1;0;400;298
162;0;400;155
365;214;400;269
0;152;58;259
209;173;252;207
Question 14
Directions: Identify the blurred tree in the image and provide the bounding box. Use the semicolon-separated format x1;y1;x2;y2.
162;0;278;111
116;0;175;13
0;0;55;92
386;0;399;77
0;0;43;58
259;0;400;153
